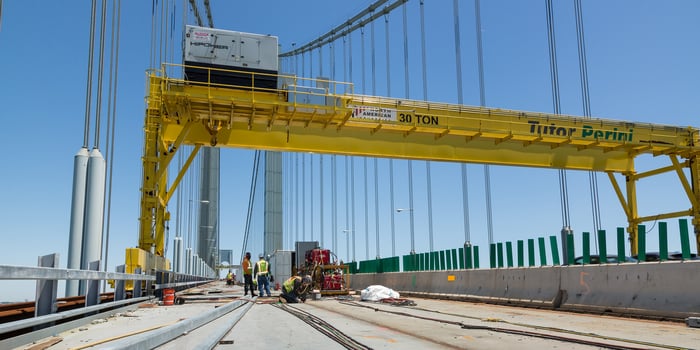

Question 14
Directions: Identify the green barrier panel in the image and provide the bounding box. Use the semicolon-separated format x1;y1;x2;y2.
680;219;691;260
506;242;513;267
402;255;409;272
659;222;668;261
489;244;496;268
473;246;480;269
465;245;473;269
440;251;446;270
567;233;576;265
434;252;440;270
497;242;504;268
582;232;590;264
517;240;524;267
429;252;435;271
451;249;458;270
459;247;465;269
638;224;646;262
446;250;452;270
617;227;625;262
418;253;424;271
598;230;607;263
527;239;535;267
423;252;429;270
538;237;547;265
549;236;560;266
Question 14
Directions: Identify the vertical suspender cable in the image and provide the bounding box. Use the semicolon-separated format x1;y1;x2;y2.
333;156;338;256
420;0;434;252
295;154;299;243
351;159;357;261
345;157;351;261
371;10;376;96
546;0;572;264
302;153;306;240
84;0;97;148
456;0;471;246
374;158;380;258
403;1;415;255
321;155;325;247
575;0;602;242
386;12;396;257
364;158;369;260
361;26;366;94
474;0;493;245
311;154;315;241
319;45;323;77
102;0;122;288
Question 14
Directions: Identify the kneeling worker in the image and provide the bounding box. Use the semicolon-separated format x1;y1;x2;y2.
280;275;312;303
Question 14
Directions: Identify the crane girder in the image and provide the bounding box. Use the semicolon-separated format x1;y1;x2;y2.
134;68;700;272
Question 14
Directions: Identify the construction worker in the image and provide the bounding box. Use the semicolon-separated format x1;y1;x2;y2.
242;252;256;296
226;270;234;286
254;253;272;297
280;275;312;303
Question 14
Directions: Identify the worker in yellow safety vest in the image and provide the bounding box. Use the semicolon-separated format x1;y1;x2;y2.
242;252;256;296
280;275;312;303
253;253;272;297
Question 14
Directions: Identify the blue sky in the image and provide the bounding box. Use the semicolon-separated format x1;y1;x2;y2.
1;1;699;301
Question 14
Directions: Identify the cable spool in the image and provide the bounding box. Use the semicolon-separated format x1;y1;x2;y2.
162;288;175;306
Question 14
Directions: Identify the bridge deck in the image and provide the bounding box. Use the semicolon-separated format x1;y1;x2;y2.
32;281;699;349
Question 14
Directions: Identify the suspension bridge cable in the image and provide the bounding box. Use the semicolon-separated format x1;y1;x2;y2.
402;1;415;255
385;12;396;257
311;154;315;241
575;0;602;240
203;0;213;27
295;153;299;243
474;0;493;246
240;151;261;264
545;0;571;230
420;0;435;252
94;0;107;148
102;0;122;285
334;156;339;256
374;158;380;258
351;158;357;261
83;0;97;148
302;153;306;240
187;0;202;27
364;157;369;260
321;155;325;247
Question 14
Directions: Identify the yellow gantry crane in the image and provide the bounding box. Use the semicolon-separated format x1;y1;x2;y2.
127;63;700;274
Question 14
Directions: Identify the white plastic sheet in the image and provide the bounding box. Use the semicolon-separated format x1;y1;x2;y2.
360;285;400;301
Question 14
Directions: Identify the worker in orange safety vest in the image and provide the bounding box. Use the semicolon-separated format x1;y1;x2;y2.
242;252;256;296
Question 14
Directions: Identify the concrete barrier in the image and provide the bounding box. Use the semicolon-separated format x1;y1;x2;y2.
350;261;700;319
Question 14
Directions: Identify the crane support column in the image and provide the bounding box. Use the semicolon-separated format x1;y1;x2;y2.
691;154;700;253
626;173;639;256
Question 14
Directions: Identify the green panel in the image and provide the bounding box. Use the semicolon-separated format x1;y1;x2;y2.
680;219;691;260
506;242;513;267
527;239;535;267
429;252;435;271
465;246;473;269
517;240;524;267
434;252;440;270
549;236;560;265
568;233;576;265
638;224;646;262
659;222;668;261
617;227;625;261
538;237;547;265
446;250;452;270
440;250;446;270
489;244;496;268
402;255;410;272
473;246;480;269
582;232;590;264
458;247;465;269
597;230;607;263
451;249;458;270
497;242;504;268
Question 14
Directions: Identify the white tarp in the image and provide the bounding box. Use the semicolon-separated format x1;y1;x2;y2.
360;285;400;301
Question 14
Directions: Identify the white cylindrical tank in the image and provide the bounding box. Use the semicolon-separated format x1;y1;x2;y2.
66;147;89;297
79;148;106;295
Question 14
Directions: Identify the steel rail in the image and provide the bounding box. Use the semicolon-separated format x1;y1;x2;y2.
273;303;372;350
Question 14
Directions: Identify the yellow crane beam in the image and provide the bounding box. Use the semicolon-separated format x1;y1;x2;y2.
131;66;700;272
